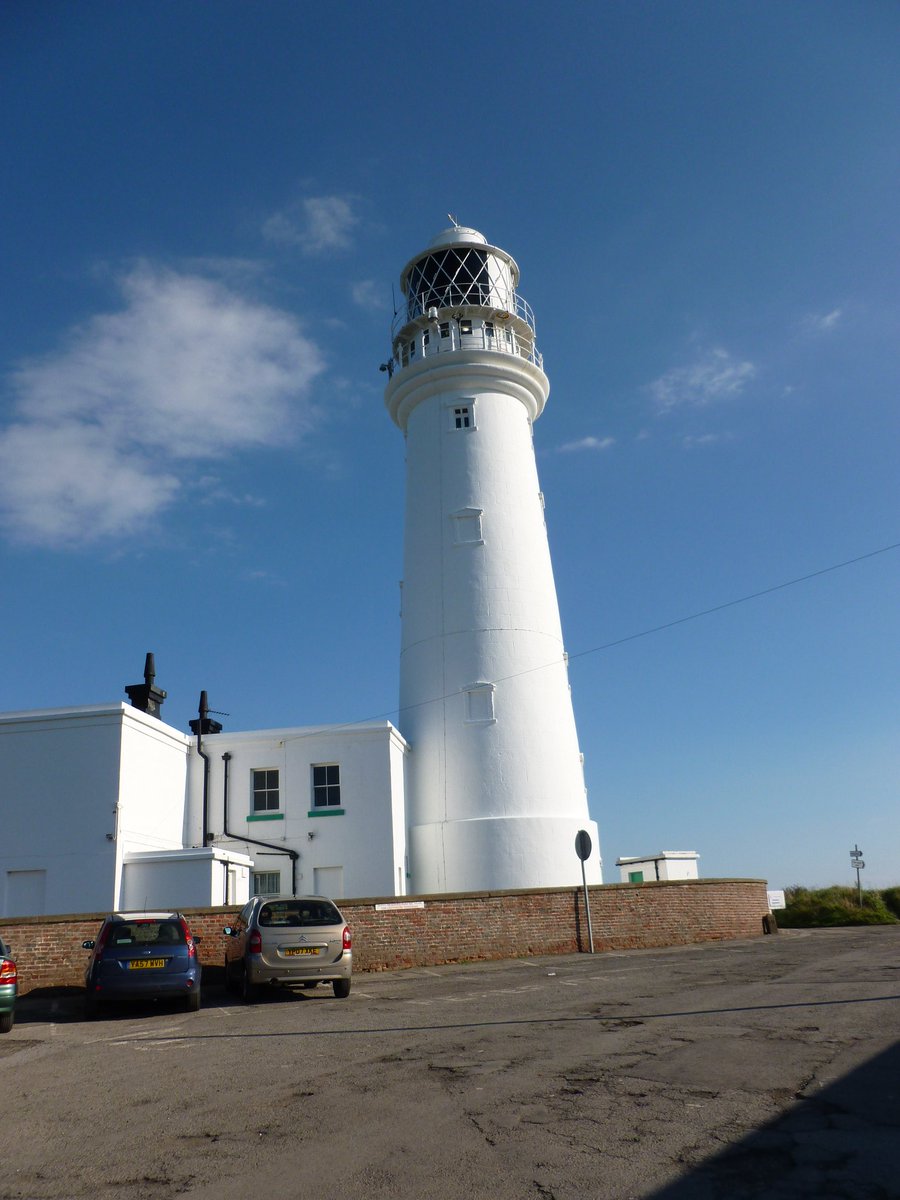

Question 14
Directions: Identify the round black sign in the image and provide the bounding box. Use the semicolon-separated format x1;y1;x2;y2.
575;829;592;861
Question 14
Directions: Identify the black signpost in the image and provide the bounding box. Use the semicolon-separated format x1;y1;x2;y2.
575;829;594;953
850;845;865;906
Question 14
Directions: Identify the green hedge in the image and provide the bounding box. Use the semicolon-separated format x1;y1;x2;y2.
777;885;899;928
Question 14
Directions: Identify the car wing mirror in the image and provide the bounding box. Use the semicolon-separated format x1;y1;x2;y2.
82;940;95;949
222;927;233;936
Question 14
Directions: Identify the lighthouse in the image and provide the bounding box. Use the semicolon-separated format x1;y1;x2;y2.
385;224;602;894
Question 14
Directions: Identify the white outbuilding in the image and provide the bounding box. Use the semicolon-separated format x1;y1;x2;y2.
616;852;701;883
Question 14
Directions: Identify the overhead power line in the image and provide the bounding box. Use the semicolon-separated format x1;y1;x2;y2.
282;538;900;736
566;539;900;665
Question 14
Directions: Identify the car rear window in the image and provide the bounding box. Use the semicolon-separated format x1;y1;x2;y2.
107;921;186;947
258;901;341;928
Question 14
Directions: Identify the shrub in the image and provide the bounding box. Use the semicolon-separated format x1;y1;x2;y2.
777;885;899;928
881;887;900;919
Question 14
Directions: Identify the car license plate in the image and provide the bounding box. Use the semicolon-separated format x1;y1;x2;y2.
284;947;318;956
129;958;165;969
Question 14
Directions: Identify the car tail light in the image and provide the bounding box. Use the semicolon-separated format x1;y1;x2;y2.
248;930;262;954
179;918;197;958
94;922;111;963
0;960;16;984
342;926;352;950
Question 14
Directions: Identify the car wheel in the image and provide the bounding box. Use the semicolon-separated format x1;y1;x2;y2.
224;958;237;993
0;1011;12;1033
84;991;101;1021
186;988;201;1012
333;978;351;999
241;966;259;1005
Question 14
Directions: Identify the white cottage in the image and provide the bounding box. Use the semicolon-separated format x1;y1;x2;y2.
0;688;409;917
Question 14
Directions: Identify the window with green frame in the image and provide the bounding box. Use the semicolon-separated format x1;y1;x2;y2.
252;769;280;812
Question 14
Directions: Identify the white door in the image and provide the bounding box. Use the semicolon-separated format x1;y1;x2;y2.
6;869;47;917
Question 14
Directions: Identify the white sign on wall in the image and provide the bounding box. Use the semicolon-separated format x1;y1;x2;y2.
767;889;786;910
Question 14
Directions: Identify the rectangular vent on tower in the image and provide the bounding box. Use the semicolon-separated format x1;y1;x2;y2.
451;508;484;546
464;682;495;724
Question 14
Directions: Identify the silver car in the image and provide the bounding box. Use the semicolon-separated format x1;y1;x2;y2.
224;895;352;1003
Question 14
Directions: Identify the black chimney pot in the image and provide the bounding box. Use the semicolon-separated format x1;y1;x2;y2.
125;652;167;717
189;689;223;736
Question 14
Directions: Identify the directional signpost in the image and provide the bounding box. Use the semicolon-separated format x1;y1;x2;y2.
575;830;594;953
850;845;865;906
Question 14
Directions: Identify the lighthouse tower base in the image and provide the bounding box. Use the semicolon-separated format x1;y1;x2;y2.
410;815;602;895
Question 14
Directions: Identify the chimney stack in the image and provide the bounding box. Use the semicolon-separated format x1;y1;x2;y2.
125;652;167;718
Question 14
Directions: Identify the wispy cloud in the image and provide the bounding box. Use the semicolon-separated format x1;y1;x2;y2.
351;279;387;311
800;308;843;336
682;432;734;449
0;265;325;548
650;347;756;413
555;435;616;453
262;195;358;254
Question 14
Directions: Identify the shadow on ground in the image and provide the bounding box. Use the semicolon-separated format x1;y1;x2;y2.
648;1040;900;1200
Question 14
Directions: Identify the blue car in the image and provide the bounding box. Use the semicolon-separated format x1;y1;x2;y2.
0;937;16;1033
82;912;202;1018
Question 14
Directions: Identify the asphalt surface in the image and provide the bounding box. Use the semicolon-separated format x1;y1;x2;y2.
2;926;899;1199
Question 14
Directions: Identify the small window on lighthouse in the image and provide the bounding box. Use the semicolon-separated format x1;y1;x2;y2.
465;683;495;723
453;406;471;430
459;319;472;335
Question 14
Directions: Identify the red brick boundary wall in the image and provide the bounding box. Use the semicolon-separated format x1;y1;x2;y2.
1;878;770;995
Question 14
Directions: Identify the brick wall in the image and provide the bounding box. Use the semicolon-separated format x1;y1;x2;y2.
0;878;770;995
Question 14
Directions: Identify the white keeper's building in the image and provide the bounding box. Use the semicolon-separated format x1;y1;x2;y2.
0;225;603;918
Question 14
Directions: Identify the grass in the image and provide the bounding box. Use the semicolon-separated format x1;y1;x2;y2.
777;885;900;928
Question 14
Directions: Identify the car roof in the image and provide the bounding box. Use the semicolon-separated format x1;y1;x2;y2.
254;894;332;902
106;911;183;921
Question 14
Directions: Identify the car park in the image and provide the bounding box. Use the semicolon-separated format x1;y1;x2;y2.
82;911;202;1018
223;894;352;1002
0;937;16;1033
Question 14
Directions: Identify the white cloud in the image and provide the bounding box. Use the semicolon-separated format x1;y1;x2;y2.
800;308;843;336
262;195;358;254
0;265;325;548
682;432;734;449
650;347;756;412
351;279;386;311
556;436;616;453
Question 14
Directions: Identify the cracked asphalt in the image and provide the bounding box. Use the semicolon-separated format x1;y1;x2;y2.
2;926;899;1199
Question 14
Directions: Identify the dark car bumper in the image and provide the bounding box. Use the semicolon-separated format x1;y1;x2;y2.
86;968;201;999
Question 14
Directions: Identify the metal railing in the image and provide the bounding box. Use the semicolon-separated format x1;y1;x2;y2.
391;288;538;342
392;319;543;372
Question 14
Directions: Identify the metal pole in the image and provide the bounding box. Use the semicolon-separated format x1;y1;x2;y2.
581;857;594;954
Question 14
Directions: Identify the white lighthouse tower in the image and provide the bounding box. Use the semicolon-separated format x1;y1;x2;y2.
385;224;601;894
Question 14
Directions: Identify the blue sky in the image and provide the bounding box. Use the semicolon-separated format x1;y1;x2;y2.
2;2;898;890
